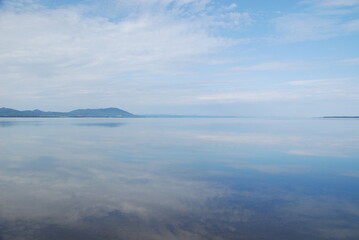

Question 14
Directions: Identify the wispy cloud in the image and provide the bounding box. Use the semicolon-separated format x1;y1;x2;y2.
301;0;359;8
286;78;351;86
197;91;300;103
0;0;252;109
0;0;358;115
196;76;358;104
338;58;359;65
233;61;307;72
0;6;223;75
273;0;359;41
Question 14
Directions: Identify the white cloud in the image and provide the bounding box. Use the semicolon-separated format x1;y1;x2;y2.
274;14;339;41
286;78;351;86
0;8;222;76
196;75;358;104
233;61;306;71
218;12;253;29
197;90;301;102
343;19;359;31
338;58;359;65
0;0;252;108
111;0;211;16
224;3;237;10
274;0;359;41
0;0;357;115
302;0;359;8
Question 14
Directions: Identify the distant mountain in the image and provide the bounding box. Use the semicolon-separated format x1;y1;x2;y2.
0;107;137;118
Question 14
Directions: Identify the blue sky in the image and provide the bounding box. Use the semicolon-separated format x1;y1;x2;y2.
0;0;358;116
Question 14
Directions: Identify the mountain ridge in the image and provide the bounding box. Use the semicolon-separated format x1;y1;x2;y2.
0;107;137;118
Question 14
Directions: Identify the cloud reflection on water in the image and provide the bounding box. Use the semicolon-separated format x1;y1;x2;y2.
197;133;359;158
0;118;359;239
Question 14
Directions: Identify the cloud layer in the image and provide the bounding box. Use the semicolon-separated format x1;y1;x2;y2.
0;0;358;116
0;0;252;109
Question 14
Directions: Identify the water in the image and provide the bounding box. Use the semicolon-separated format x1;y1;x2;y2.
0;118;359;240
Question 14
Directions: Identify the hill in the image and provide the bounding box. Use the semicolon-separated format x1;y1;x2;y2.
0;107;137;118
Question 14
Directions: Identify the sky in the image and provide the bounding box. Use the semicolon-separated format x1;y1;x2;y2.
0;0;358;116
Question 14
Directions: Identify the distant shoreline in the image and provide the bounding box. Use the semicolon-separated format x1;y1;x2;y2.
322;116;359;118
0;107;240;118
0;116;139;118
0;115;240;119
0;107;137;118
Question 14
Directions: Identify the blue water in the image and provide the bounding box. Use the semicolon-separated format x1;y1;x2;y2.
0;118;359;240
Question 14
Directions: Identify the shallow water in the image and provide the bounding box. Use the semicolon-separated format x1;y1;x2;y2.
0;118;359;240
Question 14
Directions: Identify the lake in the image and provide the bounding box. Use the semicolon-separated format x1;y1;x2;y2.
0;118;359;240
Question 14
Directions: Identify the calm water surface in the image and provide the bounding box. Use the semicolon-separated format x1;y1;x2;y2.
0;118;359;240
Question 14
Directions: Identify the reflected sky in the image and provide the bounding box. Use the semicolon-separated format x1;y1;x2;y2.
0;118;359;240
